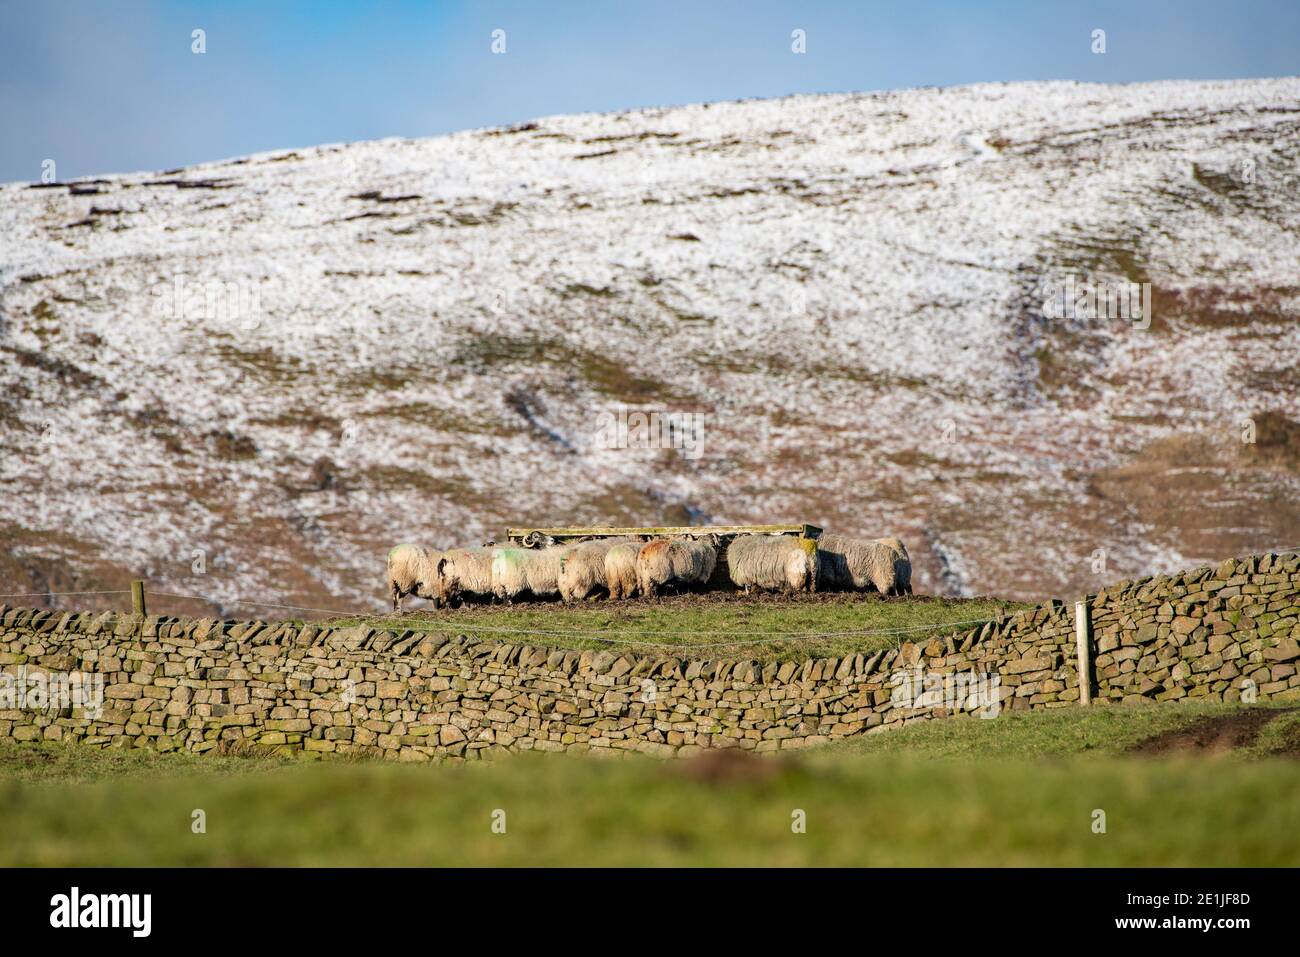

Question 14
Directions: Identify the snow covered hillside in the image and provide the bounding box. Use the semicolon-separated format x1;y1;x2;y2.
2;77;1299;613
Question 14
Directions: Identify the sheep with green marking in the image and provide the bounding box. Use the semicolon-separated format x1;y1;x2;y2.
726;534;817;594
491;545;570;602
490;548;529;603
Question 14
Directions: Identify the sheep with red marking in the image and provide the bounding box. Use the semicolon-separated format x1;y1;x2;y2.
604;542;643;600
440;547;496;604
636;535;718;598
558;537;635;602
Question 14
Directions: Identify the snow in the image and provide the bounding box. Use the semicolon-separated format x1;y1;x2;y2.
2;77;1299;607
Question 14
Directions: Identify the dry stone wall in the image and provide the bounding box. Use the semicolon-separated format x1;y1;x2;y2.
1;553;1297;760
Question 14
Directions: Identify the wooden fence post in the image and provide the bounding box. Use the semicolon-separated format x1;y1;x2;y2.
1074;599;1092;706
131;580;147;617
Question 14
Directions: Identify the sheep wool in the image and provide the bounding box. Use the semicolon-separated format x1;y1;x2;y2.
726;534;816;594
558;537;634;602
604;542;642;600
441;547;496;602
491;546;570;602
490;548;531;603
636;536;718;597
387;544;428;611
877;537;913;595
386;544;453;611
816;533;904;595
524;545;569;598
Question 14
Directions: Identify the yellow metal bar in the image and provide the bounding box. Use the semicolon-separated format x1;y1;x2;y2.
506;524;822;545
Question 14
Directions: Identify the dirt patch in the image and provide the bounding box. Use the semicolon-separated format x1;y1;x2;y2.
1129;709;1297;757
1089;431;1300;564
400;590;1008;617
671;748;794;786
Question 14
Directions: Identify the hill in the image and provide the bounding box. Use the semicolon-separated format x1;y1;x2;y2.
2;77;1299;613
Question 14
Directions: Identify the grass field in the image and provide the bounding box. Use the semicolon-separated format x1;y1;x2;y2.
317;593;1032;661
4;701;1298;866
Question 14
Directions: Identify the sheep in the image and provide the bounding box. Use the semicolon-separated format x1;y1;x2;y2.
604;542;642;600
524;545;568;599
440;547;496;604
878;537;913;595
726;534;817;594
816;533;909;595
386;544;454;611
490;548;528;603
558;537;634;602
636;535;718;598
490;545;569;603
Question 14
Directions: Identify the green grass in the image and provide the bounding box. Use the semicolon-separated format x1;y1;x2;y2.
322;594;1031;662
827;699;1294;758
3;702;1299;866
1250;709;1300;756
0;739;292;786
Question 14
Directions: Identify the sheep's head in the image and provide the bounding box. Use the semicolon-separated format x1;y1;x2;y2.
419;556;459;609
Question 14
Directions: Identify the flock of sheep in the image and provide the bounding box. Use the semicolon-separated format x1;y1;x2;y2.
386;532;912;611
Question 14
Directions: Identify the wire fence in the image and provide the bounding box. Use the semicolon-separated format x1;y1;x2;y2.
4;542;1298;651
151;589;1018;650
0;590;133;598
0;587;1017;650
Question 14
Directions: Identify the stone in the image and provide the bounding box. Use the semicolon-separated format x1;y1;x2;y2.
439;724;466;746
1;553;1297;764
1263;639;1300;663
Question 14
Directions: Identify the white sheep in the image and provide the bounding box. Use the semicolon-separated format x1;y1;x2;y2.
604;542;642;600
385;544;452;611
490;545;569;603
878;537;913;595
524;545;568;599
726;534;817;594
440;547;496;604
816;533;910;595
558;537;633;602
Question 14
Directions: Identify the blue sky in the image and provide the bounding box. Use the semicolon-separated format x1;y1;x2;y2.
1;0;1297;182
